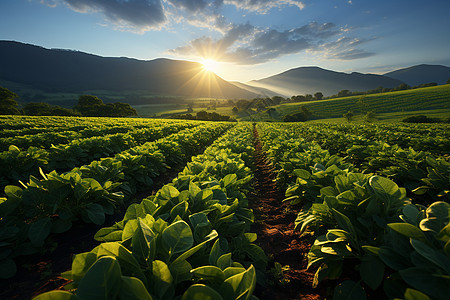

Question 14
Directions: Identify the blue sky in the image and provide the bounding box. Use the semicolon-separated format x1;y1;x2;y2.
0;0;449;82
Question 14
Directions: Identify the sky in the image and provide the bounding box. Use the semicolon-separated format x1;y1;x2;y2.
0;0;449;82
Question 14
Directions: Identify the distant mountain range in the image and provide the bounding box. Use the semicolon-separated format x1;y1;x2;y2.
383;64;450;86
0;41;449;102
0;41;257;99
248;67;404;97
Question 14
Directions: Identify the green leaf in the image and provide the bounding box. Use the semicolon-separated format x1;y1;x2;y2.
70;252;97;283
403;288;431;300
76;256;122;299
399;267;450;300
96;242;146;283
33;290;78;300
119;276;153;300
210;238;229;266
191;266;225;285
51;219;72;234
410;239;450;274
359;255;385;290
219;265;256;300
171;230;218;266
131;219;155;266
0;258;17;279
162;220;193;256
181;284;224;300
388;223;427;242
85;203;105;225
28;217;52;247
217;253;233;270
369;175;401;199
151;260;174;299
333;280;366;300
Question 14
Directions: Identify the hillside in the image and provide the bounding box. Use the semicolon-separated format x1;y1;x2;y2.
248;66;404;97
241;84;450;121
0;41;257;99
384;64;450;86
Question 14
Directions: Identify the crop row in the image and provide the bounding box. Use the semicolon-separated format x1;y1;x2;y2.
34;123;265;300
0;121;200;191
256;123;449;299
0;122;232;279
257;122;449;204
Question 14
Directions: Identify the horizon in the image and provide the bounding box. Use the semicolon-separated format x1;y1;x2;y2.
1;0;450;82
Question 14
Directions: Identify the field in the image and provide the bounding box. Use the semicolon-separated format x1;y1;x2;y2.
241;84;450;122
0;116;449;300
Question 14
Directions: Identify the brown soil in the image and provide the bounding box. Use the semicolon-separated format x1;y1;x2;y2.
250;127;322;300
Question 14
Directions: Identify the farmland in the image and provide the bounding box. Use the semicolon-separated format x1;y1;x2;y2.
0;116;449;300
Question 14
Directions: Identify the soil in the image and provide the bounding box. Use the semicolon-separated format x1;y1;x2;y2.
250;127;322;300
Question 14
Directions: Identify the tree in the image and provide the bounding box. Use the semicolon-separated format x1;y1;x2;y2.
74;95;104;116
314;92;323;100
291;95;306;102
271;96;284;105
338;90;350;98
0;86;21;115
305;94;313;101
343;111;354;122
447;78;450;84
232;106;238;114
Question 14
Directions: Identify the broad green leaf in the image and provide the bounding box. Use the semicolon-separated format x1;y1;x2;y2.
410;239;450;274
219;265;256;300
217;253;232;270
333;280;366;300
28;217;52;247
403;288;431;300
191;266;225;285
162;220;193;256
369;175;401;199
70;252;97;283
76;256;122;299
399;267;450;300
97;242;146;283
85;203;105;225
33;291;78;300
151;260;174;299
388;223;427;242
359;255;385;290
171;230;218;266
181;284;224;300
210;238;229;266
119;276;153;300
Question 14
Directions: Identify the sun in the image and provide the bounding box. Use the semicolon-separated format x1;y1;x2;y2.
201;59;219;73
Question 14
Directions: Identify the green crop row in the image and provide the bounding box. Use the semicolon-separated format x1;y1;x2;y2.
34;123;266;300
256;123;450;299
0;121;199;191
0;122;232;280
257;122;449;204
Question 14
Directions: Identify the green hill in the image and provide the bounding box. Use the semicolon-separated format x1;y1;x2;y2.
241;84;450;122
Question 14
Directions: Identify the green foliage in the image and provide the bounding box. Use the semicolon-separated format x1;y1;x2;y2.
23;102;79;116
74;95;137;117
343;110;354;122
0;86;21;115
402;115;443;123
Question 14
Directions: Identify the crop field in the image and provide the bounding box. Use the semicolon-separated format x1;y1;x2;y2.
243;84;450;122
0;115;449;300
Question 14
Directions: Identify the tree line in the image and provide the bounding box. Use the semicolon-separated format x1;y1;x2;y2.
0;86;137;117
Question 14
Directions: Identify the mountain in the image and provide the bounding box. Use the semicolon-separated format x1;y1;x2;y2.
383;64;450;86
248;66;404;97
230;81;279;97
0;41;257;99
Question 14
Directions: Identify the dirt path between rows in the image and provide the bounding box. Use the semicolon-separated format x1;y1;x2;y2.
250;126;321;300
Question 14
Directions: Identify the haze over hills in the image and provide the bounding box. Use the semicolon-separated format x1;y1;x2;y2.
0;41;257;99
383;64;450;86
248;66;405;97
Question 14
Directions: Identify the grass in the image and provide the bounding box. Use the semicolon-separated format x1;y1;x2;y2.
240;84;450;122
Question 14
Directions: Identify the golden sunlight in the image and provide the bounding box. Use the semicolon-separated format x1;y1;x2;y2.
201;59;219;73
